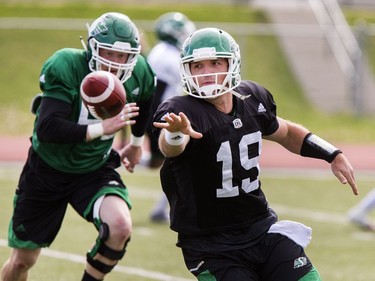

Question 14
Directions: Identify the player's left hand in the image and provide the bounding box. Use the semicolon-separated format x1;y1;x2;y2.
120;144;142;173
331;153;358;195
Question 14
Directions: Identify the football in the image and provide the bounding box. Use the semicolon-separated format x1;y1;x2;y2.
80;71;126;120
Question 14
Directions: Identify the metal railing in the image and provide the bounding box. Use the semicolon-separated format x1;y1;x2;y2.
309;0;364;114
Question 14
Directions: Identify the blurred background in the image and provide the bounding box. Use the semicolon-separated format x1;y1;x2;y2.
1;0;375;142
1;1;375;280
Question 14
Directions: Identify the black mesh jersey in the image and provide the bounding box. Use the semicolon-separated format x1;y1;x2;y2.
153;80;280;244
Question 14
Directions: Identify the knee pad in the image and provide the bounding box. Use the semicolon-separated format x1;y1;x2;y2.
86;222;129;274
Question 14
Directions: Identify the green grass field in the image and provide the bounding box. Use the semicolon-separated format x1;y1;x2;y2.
1;165;375;281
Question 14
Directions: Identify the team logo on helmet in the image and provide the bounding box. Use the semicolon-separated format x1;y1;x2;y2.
90;20;108;37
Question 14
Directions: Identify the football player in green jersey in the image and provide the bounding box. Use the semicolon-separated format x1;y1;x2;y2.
152;28;358;281
1;12;156;281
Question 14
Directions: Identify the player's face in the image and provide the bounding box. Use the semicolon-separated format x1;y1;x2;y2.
99;48;129;73
190;59;229;87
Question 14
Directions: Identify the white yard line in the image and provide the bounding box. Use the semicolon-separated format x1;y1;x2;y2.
0;239;193;281
272;204;348;224
1;202;373;280
1;164;373;280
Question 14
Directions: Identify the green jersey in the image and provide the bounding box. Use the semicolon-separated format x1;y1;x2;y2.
32;48;155;174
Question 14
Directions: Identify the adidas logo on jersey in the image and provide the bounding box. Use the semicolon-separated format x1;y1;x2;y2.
15;224;26;232
39;74;45;83
132;87;140;96
258;103;266;113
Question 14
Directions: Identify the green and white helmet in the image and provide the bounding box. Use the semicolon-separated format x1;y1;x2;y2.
86;12;141;82
155;12;196;49
180;28;241;99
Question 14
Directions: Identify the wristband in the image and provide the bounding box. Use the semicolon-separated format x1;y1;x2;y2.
130;134;145;147
87;123;104;140
300;133;342;163
164;130;186;146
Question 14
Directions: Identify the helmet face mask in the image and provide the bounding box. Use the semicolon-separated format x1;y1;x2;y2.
180;28;241;99
87;12;141;83
183;70;232;99
155;12;196;49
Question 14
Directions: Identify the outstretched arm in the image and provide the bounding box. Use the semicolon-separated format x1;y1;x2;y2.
153;112;202;158
330;153;358;195
265;117;358;195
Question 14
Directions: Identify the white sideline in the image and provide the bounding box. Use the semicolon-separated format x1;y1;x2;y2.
1;203;373;280
1;165;374;279
0;239;193;281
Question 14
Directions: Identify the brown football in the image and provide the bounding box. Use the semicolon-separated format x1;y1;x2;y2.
80;71;126;120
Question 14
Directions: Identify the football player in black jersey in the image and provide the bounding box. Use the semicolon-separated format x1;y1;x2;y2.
152;28;358;281
147;12;196;223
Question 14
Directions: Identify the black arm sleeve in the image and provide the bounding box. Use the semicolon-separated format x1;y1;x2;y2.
131;96;154;137
36;97;87;143
146;79;168;135
151;79;167;113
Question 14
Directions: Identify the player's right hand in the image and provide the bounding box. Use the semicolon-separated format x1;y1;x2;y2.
102;103;139;135
153;112;202;139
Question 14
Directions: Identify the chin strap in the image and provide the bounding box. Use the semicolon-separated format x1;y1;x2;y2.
198;84;223;97
231;90;251;100
80;36;88;52
196;84;251;101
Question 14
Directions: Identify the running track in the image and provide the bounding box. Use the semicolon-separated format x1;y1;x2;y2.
1;135;374;171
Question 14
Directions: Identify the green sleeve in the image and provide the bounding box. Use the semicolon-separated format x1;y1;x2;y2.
124;55;156;103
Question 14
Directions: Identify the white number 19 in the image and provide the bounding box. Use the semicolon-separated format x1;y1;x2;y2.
216;131;261;198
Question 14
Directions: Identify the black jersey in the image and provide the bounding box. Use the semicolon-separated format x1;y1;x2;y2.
154;81;280;240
